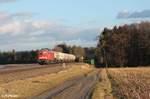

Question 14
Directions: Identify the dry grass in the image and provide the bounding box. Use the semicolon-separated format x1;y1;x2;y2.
0;64;92;99
108;67;150;99
92;69;114;99
0;66;63;84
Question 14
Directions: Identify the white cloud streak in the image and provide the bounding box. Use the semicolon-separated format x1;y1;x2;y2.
117;9;150;19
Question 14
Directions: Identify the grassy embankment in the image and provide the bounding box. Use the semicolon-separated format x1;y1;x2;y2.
0;64;93;99
92;69;114;99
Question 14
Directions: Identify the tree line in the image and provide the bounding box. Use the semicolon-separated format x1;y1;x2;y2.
53;44;95;62
0;44;95;64
95;21;150;67
0;50;37;64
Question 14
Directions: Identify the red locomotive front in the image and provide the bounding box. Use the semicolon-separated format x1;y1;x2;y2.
37;49;76;65
37;49;54;64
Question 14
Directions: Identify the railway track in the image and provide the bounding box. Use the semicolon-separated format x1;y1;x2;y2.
0;63;81;83
0;63;81;75
31;70;99;99
0;64;60;75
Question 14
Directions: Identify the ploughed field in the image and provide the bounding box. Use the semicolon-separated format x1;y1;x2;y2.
107;67;150;99
0;64;150;99
92;67;150;99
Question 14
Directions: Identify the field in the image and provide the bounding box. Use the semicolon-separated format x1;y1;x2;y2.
108;67;150;99
92;67;150;99
0;64;150;99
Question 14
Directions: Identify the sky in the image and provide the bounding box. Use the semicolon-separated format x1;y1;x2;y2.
0;0;150;51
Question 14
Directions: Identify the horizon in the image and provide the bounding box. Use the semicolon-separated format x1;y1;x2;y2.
0;0;150;51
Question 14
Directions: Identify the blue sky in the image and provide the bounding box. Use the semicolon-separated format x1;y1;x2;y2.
0;0;150;51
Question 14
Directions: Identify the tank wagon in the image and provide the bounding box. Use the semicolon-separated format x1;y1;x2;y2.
37;49;76;64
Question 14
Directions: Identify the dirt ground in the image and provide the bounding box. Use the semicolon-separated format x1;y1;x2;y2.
0;63;93;99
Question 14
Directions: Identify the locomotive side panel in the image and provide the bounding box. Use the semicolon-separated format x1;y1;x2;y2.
38;49;76;64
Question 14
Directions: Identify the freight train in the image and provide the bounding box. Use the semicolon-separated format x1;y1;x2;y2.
37;49;76;64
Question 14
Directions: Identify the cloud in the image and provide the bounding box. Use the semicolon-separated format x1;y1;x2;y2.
0;39;96;51
0;20;62;36
0;12;12;23
117;9;150;19
0;12;99;51
0;11;34;25
12;12;35;18
0;0;18;4
117;10;129;19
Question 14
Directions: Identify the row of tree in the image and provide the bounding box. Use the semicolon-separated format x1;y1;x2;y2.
53;44;95;62
0;44;95;64
95;22;150;67
0;50;37;64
